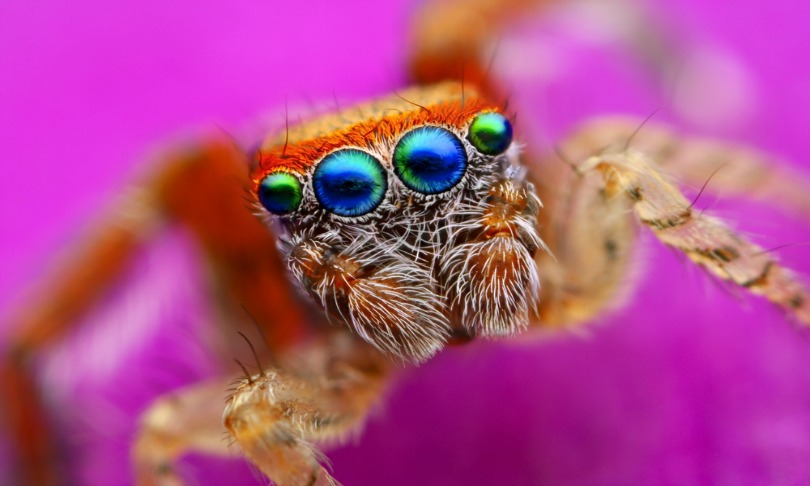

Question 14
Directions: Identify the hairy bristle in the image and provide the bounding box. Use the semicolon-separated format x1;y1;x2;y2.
442;236;540;336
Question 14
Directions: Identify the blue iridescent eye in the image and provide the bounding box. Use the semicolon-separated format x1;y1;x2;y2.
468;112;513;155
393;126;467;194
258;172;303;215
313;149;387;217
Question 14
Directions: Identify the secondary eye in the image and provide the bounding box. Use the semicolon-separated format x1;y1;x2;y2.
468;112;513;156
258;172;303;215
313;149;387;217
393;126;467;195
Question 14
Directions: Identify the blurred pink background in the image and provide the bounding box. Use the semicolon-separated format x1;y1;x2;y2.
2;0;810;484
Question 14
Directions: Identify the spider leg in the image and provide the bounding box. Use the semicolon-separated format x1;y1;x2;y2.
409;0;553;96
132;378;237;486
583;148;809;324
0;356;60;485
2;162;164;485
558;116;810;219
532;160;639;327
1;135;307;484
409;0;726;118
532;130;810;327
222;332;390;486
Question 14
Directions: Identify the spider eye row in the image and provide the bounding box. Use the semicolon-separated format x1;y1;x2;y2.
258;112;512;217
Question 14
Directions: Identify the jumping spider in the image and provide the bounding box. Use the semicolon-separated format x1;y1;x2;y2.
2;0;810;485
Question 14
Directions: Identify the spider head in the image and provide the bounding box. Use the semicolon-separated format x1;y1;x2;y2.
252;82;544;361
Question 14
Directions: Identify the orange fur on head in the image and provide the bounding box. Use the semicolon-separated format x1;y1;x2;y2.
250;82;495;184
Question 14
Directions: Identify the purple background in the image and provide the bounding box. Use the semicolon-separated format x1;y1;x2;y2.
2;1;810;485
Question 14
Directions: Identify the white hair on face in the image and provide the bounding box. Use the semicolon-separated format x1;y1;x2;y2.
286;229;450;362
341;260;450;362
441;236;540;337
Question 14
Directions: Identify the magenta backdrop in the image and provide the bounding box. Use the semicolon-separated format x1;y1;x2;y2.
2;1;810;485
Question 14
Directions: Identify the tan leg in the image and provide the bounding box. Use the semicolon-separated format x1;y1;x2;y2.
408;0;725;118
132;379;235;486
532;159;638;327
224;332;389;486
557;116;810;219
409;0;553;97
532;127;810;327
579;146;809;324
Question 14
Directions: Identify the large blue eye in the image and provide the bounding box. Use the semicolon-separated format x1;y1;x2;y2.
393;126;467;195
468;112;512;155
313;149;387;217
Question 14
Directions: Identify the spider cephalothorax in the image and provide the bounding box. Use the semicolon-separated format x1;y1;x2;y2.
252;82;545;361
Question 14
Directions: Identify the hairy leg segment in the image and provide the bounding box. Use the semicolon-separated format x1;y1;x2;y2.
132;330;388;486
222;333;388;486
532;119;810;327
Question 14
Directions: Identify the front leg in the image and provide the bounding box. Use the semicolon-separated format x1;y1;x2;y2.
578;147;810;324
224;332;389;486
133;378;235;486
557;116;810;219
532;130;810;328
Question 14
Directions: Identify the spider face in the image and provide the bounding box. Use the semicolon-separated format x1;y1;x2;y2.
252;83;545;361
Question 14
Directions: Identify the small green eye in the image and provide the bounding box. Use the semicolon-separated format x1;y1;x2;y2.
258;172;303;215
468;112;513;156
